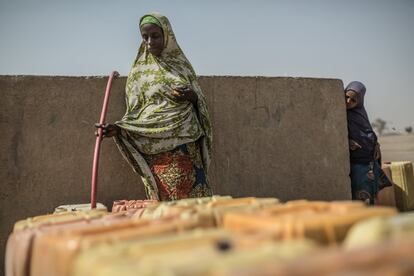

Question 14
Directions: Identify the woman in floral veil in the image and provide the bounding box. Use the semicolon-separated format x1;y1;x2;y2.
96;13;213;201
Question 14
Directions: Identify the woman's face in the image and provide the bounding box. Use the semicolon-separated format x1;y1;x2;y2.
345;90;359;110
140;23;164;57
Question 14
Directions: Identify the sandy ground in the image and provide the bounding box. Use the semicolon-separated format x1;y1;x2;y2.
379;134;414;164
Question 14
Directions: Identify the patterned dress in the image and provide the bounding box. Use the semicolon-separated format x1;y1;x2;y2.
113;13;213;200
142;142;212;200
350;160;392;205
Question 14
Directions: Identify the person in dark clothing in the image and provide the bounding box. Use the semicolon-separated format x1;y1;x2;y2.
345;81;391;204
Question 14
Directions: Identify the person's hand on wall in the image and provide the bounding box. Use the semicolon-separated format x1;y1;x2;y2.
171;86;198;105
94;123;120;138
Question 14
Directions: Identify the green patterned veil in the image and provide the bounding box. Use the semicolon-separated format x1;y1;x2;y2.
114;13;212;199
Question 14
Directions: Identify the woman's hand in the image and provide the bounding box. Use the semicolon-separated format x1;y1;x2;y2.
349;139;362;151
94;123;120;138
171;86;198;105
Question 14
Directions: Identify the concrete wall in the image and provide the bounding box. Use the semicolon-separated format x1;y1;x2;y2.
0;75;351;273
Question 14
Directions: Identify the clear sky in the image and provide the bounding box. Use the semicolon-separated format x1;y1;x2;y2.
1;0;413;131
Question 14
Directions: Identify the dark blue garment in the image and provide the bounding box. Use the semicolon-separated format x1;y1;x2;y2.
346;81;378;164
350;160;392;205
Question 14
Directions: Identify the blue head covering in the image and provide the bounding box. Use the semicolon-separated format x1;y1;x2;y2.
345;81;377;163
346;81;366;107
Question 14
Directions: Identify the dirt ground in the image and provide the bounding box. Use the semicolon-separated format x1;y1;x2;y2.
379;134;414;164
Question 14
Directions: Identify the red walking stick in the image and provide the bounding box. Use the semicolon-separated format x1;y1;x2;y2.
91;71;120;209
